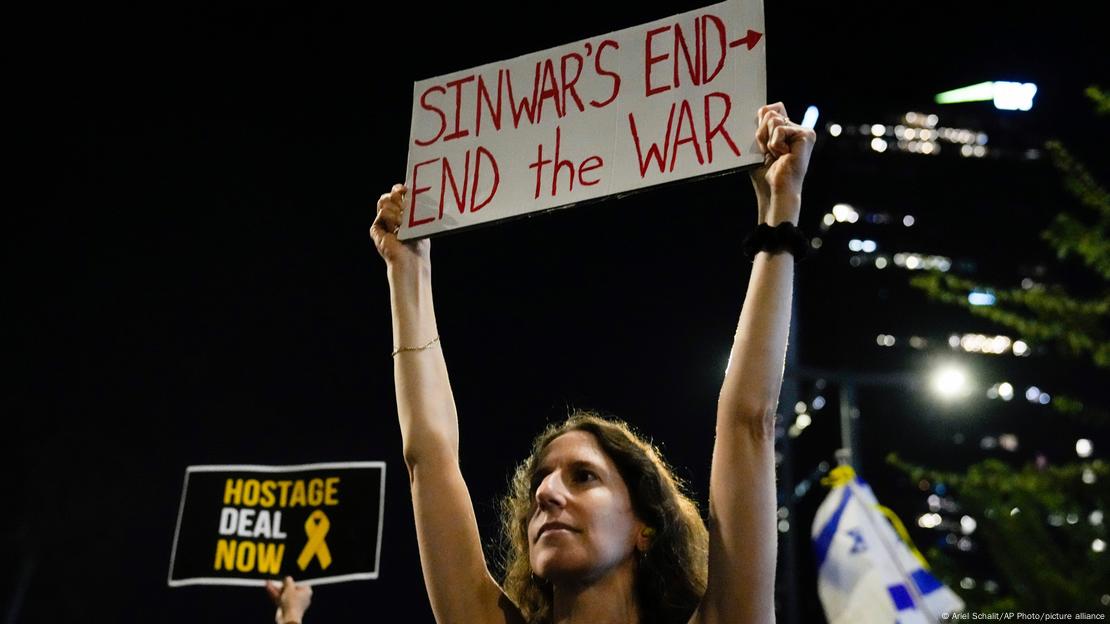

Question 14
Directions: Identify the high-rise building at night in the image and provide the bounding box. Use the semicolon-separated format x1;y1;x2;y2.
776;97;1105;621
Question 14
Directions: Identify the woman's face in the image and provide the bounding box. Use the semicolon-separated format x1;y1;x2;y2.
527;430;645;583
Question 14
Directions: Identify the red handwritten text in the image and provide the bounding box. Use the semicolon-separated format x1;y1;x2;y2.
413;39;622;147
627;92;740;177
528;126;605;199
644;14;728;97
409;147;501;227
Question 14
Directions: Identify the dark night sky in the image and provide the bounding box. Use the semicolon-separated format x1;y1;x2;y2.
6;1;1105;622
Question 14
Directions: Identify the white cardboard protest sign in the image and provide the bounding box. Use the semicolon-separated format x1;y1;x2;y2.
401;0;765;240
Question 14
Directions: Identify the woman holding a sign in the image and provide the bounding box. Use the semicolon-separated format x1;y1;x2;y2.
371;102;814;624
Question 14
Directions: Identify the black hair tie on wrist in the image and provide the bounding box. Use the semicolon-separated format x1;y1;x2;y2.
741;222;810;262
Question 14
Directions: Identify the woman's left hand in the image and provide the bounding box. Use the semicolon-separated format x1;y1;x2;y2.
750;102;817;208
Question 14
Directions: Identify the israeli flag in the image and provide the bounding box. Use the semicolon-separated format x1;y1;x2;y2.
811;468;964;623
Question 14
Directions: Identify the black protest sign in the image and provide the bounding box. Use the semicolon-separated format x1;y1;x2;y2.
168;462;385;587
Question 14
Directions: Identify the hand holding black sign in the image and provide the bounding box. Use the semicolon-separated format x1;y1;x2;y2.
265;576;313;624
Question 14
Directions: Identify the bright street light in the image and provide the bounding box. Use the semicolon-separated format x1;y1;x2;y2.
931;364;972;400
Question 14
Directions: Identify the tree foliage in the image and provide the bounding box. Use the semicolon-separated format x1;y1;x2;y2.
890;455;1109;612
895;88;1109;611
910;86;1110;425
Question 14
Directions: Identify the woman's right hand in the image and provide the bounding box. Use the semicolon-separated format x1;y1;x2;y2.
370;183;430;271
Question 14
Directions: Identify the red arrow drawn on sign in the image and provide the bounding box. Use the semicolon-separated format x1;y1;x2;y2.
729;29;763;50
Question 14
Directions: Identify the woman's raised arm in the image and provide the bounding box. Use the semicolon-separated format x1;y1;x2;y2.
693;104;816;624
371;184;523;624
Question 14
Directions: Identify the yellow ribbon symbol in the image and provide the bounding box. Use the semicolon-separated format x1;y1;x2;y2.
297;510;333;570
